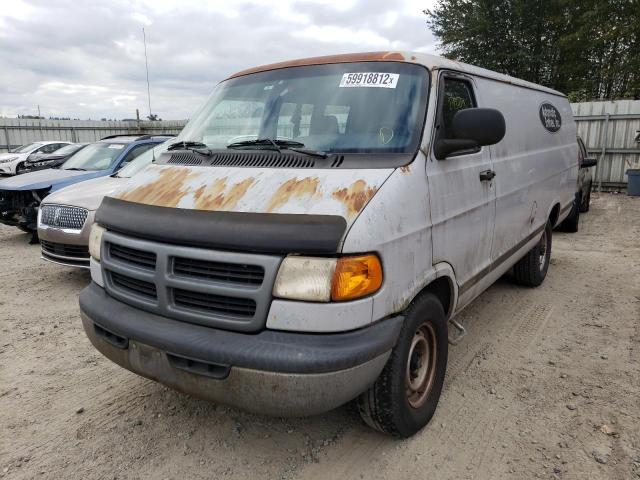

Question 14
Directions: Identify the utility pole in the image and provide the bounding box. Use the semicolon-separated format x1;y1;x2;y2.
142;27;152;121
37;105;41;118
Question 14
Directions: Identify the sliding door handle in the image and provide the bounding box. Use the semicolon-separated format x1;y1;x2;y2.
479;170;496;181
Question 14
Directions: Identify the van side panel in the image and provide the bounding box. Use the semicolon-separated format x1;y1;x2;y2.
341;153;435;324
478;77;577;266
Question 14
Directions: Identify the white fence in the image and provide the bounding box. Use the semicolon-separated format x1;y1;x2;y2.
572;100;640;189
3;99;639;188
0;118;187;152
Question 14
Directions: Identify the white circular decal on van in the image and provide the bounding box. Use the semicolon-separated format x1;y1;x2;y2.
539;103;562;133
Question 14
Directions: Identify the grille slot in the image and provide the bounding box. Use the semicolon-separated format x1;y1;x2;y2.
109;243;156;270
173;289;256;318
111;272;157;300
40;205;88;230
210;152;315;168
173;257;264;285
168;153;204;166
41;240;89;258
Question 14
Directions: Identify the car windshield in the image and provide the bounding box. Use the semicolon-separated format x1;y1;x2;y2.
177;62;429;154
12;143;43;153
52;144;85;156
61;143;126;171
115;145;159;178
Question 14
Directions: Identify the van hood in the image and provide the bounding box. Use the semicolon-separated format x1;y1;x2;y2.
0;168;105;192
42;175;123;211
114;164;394;224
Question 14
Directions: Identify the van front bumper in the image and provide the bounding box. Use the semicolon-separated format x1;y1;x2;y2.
79;282;403;416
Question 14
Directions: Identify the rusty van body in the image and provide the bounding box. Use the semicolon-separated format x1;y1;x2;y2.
80;52;577;436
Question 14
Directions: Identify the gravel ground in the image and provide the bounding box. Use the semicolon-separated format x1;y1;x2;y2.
1;192;639;480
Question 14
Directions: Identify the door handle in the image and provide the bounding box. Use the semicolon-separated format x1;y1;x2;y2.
479;170;496;182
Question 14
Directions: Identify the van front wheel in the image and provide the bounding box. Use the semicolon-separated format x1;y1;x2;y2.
357;293;448;437
513;221;552;287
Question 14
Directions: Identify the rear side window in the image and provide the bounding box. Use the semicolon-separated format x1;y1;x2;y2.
440;78;476;137
121;143;155;164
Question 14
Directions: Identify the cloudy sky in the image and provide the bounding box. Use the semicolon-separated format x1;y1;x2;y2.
0;0;438;121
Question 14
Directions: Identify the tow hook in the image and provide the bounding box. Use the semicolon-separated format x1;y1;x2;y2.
448;318;467;345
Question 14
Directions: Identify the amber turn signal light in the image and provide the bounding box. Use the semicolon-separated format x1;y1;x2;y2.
331;254;383;302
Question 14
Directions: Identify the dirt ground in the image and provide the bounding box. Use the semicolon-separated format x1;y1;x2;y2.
1;192;639;480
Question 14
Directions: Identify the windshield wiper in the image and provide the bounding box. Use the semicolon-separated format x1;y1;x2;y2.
64;167;87;171
226;139;327;158
167;140;212;155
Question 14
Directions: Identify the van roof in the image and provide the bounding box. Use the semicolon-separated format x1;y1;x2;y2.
226;51;566;98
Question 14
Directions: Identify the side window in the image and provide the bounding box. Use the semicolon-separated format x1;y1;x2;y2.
120;144;154;165
440;78;476;138
38;144;58;154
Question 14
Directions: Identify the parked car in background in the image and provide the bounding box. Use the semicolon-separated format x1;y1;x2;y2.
38;143;167;268
24;143;88;172
80;52;578;437
577;136;597;212
558;136;598;232
0;141;73;175
0;134;173;234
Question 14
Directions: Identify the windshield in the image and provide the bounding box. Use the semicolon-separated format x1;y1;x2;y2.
12;143;43;153
116;145;160;178
61;143;126;171
177;62;429;154
52;144;85;156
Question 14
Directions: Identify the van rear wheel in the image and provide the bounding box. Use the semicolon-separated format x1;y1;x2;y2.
513;220;552;287
357;293;448;437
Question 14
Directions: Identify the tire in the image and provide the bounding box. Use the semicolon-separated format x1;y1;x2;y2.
580;186;591;213
357;293;448;437
513;220;552;287
15;162;26;174
559;194;580;233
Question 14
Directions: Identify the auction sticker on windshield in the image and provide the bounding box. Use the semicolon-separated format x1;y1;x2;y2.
339;73;399;88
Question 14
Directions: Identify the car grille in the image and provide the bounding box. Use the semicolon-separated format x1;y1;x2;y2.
40;205;88;230
101;231;282;332
41;240;90;259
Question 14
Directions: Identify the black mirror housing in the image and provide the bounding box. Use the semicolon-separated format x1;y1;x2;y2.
435;108;506;160
581;158;597;168
452;108;506;146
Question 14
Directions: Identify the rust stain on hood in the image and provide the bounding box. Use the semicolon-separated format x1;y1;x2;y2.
266;177;320;212
117;167;197;208
332;180;378;218
193;177;256;211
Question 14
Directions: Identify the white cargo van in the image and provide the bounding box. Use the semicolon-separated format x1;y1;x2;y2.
80;52;578;437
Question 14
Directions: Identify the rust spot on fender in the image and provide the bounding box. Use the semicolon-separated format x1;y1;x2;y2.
266;177;320;212
227;52;407;79
117;167;196;208
332;180;377;218
399;165;411;174
193;177;256;211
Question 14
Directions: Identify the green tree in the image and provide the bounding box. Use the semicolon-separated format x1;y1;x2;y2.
425;0;640;100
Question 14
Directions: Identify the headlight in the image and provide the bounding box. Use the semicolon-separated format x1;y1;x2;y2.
0;156;18;164
88;224;106;261
273;254;382;302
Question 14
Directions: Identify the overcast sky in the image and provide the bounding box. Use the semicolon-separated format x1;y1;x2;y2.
0;0;438;121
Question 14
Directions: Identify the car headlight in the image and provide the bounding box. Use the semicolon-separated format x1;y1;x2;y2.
88;224;106;261
0;156;18;164
273;254;383;302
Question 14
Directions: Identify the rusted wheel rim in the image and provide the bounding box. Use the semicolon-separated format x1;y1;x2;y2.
538;230;547;271
406;323;437;409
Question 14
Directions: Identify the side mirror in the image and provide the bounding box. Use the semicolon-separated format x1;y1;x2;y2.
434;108;506;160
582;158;597;168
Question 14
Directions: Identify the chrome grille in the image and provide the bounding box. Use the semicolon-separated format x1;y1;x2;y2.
101;231;282;332
41;240;89;259
40;205;88;230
